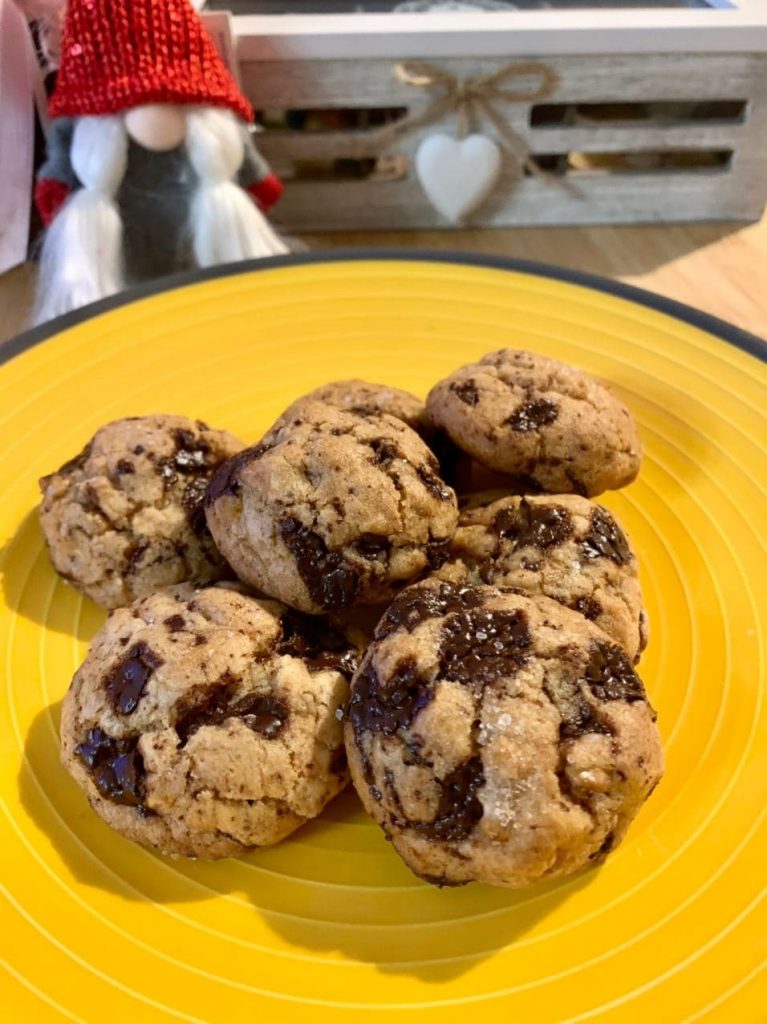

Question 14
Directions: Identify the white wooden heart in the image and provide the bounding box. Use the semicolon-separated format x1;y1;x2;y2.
415;133;502;223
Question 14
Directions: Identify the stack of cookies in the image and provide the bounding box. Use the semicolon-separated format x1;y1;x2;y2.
41;349;663;888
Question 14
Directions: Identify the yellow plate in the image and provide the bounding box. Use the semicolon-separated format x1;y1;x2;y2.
1;255;765;1023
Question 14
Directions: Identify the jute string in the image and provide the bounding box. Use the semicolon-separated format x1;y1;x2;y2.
358;60;558;179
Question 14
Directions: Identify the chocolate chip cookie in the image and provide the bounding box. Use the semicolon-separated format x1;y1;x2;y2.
61;583;359;858
39;415;244;609
276;379;461;487
438;495;648;662
205;401;458;614
426;350;642;497
276;379;431;436
345;580;663;889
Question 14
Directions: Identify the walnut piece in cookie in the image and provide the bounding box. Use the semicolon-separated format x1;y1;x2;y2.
426;349;642;497
61;583;359;858
204;401;458;615
345;579;663;889
438;494;648;662
39;415;245;609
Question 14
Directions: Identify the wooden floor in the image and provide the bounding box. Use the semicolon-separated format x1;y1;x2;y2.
2;214;766;346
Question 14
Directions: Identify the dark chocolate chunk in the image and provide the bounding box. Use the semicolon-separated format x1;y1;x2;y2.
278;609;359;679
181;476;209;513
75;728;145;807
182;479;213;535
155;459;177;488
543;675;609;739
440;607;531;686
505;398;559;433
156;430;212;490
174;677;239;745
172;448;207;472
493;499;572;550
516;499;572;548
132;445;144;455
374;581;485;640
123;539;149;574
75;727;114;770
81;483;105;516
450;379;480;406
164;614;186;633
279;516;361;611
368;438;400;466
230;693;288;739
355;533;392;561
347;657;433;740
174;675;288;743
417;873;470;889
425;536;452;570
414;757;485;842
581;507;632;565
115;458;135;475
560;699;608;739
572;596;602;621
584;642;646;703
204;442;274;504
416;463;454;502
105;642;163;715
174;428;208;455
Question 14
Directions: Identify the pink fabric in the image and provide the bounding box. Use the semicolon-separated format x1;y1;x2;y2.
0;0;37;273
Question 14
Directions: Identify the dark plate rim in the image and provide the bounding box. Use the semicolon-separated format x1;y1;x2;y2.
3;248;765;366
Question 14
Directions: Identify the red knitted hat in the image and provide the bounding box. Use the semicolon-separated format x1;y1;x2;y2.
49;0;253;123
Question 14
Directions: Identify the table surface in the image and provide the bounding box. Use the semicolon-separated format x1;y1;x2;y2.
2;215;766;346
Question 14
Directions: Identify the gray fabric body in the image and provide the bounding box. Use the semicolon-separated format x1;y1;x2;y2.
39;117;272;282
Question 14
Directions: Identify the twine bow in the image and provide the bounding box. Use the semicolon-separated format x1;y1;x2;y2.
363;60;557;179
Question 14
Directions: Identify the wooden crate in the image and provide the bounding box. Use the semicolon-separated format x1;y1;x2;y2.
230;4;767;229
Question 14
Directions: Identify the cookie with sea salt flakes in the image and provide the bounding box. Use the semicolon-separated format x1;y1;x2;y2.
426;349;642;497
345;579;663;889
61;583;360;859
437;494;648;662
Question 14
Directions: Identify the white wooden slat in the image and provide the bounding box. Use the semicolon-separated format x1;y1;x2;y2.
256;123;747;163
270;164;762;231
243;53;766;110
233;7;767;62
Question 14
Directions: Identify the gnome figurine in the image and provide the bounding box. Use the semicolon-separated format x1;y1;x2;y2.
33;0;286;325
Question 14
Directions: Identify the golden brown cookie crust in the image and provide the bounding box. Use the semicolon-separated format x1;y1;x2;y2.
438;494;648;662
39;415;244;609
345;580;662;889
426;349;642;497
276;379;431;436
61;583;358;858
205;401;458;614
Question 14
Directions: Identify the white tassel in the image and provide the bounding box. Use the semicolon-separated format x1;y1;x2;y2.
185;107;287;264
33;115;128;325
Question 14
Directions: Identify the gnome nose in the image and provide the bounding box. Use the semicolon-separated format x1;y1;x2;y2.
125;104;187;152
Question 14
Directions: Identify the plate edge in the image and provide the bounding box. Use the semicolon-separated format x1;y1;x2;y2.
3;249;765;366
